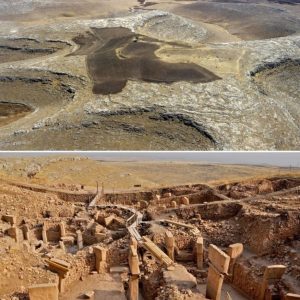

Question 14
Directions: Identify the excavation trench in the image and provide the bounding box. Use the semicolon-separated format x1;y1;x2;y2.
0;38;70;63
0;101;33;126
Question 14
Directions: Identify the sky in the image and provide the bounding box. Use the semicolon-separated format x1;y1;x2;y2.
0;151;299;167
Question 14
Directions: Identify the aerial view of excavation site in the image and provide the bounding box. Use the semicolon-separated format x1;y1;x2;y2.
0;0;299;150
0;152;299;300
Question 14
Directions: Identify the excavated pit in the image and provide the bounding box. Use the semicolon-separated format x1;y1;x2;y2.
5;109;216;150
253;59;300;99
73;27;220;95
0;102;33;127
0;38;70;63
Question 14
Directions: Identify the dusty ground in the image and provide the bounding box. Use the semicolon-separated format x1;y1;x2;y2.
0;157;299;299
0;0;299;150
0;155;299;190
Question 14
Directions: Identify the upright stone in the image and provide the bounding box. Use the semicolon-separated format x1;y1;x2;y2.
208;244;230;274
206;244;230;300
93;246;107;273
128;243;140;300
259;265;286;300
59;241;66;252
171;201;177;208
227;243;243;277
128;245;140;276
46;258;70;293
42;226;48;244
130;236;138;250
23;225;30;241
182;197;189;205
140;200;148;209
8;226;20;243
28;283;58;300
206;263;224;300
76;230;83;250
129;275;139;300
59;222;66;238
196;237;204;269
165;231;175;261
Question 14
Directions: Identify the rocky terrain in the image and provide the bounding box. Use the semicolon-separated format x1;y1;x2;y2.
0;0;299;150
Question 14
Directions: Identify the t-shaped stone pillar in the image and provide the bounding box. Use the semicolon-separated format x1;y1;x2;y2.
181;197;189;205
195;237;204;269
76;230;83;250
130;236;138;250
93;246;107;273
171;201;177;208
7;226;20;243
46;259;70;293
59;222;66;238
206;244;230;300
42;225;48;244
23;225;31;241
128;244;140;300
227;243;243;280
259;265;286;300
165;231;175;261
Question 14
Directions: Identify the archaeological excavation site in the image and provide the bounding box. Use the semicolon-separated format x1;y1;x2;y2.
0;172;300;300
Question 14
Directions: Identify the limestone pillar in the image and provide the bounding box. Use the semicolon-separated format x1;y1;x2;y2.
165;231;175;261
93;246;107;273
196;237;204;269
59;222;66;238
46;258;70;294
8;226;20;243
259;265;286;300
129;275;139;300
130;236;138;250
23;225;30;241
171;201;177;208
206;263;224;300
206;244;230;300
28;283;58;300
181;197;189;205
42;226;48;244
59;241;66;252
227;243;243;279
128;244;140;300
76;230;83;250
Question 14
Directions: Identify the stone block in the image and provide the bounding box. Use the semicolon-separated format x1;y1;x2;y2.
265;265;286;280
206;263;224;300
128;275;139;300
208;244;230;274
227;243;243;259
28;283;58;300
181;197;189;205
196;237;204;269
171;201;177;208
